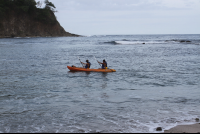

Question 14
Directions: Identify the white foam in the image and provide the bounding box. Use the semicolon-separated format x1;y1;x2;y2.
115;40;167;45
88;35;107;37
115;41;142;45
5;126;10;133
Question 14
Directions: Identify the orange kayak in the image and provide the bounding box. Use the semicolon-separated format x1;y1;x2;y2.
67;66;116;72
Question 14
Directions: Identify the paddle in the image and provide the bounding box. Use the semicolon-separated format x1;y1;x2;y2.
78;56;84;68
94;56;102;68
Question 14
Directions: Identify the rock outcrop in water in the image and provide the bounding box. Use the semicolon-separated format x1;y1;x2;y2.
0;0;80;38
165;39;191;43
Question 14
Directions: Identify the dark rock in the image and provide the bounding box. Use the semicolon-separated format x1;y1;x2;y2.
142;43;145;44
156;127;162;131
180;40;191;43
195;118;199;122
180;40;186;42
11;34;15;38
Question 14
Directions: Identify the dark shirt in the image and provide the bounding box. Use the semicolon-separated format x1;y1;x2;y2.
102;61;107;69
85;62;91;69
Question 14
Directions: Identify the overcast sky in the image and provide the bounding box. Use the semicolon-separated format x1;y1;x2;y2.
36;0;200;36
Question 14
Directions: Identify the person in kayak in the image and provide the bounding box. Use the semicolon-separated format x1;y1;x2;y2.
81;60;91;69
98;59;107;69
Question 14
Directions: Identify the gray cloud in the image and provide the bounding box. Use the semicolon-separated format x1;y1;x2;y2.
36;0;200;35
49;0;198;11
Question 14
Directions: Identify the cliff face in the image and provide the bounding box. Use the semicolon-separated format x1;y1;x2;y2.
0;10;80;38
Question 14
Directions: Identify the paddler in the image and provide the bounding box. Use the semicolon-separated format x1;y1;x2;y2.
81;60;91;69
98;59;107;69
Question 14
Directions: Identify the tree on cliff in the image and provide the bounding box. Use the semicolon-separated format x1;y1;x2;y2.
44;0;56;13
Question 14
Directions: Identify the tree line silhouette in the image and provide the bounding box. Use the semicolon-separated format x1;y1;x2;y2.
0;0;57;24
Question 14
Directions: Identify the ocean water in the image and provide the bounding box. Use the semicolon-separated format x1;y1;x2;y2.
0;34;199;133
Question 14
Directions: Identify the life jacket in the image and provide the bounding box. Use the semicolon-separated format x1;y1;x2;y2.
85;62;91;69
102;61;107;69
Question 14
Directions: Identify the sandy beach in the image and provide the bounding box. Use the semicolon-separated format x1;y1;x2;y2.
164;123;200;133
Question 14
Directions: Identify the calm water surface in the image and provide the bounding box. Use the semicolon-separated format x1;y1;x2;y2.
0;35;200;133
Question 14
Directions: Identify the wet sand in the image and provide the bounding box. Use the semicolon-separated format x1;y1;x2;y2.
164;123;200;133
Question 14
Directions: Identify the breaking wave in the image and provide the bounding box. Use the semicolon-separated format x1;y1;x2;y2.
102;39;199;45
103;40;167;45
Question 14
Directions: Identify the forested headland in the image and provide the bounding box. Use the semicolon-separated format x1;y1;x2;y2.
0;0;80;38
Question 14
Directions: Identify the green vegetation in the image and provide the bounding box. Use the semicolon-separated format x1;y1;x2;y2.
0;0;57;24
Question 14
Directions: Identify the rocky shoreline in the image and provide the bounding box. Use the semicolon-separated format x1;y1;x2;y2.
0;33;81;38
164;123;200;133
